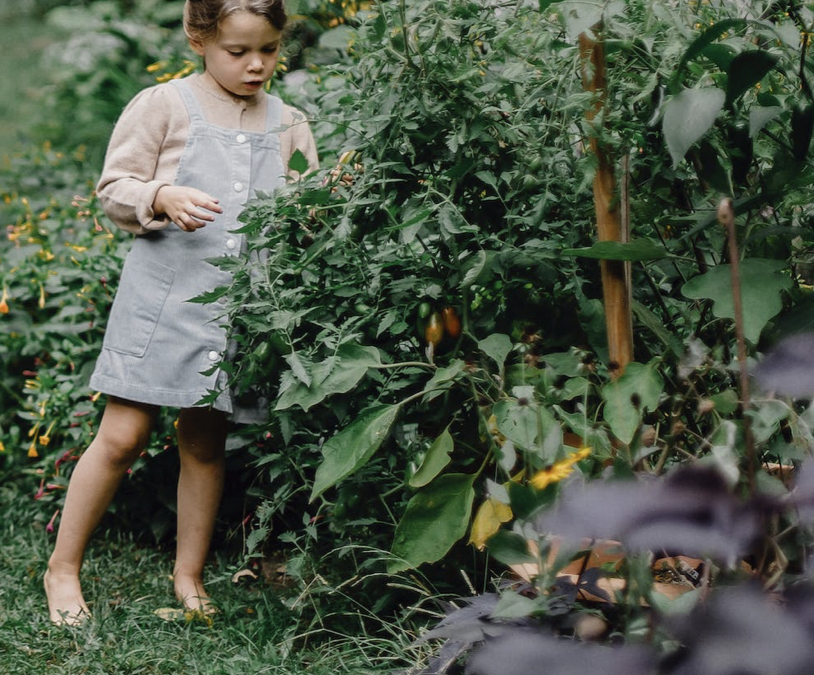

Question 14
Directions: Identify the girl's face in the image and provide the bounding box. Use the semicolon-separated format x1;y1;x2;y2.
190;11;282;98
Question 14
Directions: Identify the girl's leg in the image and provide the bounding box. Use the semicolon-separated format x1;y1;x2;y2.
173;406;227;612
45;396;158;625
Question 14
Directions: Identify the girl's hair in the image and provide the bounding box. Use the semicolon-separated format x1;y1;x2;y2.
183;0;287;42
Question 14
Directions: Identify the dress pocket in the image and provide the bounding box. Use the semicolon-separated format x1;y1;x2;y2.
103;257;175;357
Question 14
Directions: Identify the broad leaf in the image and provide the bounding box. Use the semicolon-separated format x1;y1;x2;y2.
725;51;778;107
602;362;664;445
479;333;513;367
389;473;476;573
494;399;539;453
681;258;792;344
287;149;309;175
663;87;725;167
422;359;466;400
748;105;782;138
563;239;667;261
410;427;454;488
469;497;513;551
319;24;356;50
276;344;381;412
670;18;751;90
310;403;400;501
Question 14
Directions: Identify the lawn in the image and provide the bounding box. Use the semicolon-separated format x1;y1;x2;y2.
0;482;417;675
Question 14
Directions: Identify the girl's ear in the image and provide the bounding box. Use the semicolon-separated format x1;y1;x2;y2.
188;37;205;56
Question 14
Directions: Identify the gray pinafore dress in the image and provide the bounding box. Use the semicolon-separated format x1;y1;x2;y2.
90;78;284;422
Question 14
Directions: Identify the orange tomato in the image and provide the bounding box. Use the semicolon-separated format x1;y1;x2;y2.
425;311;445;347
441;306;461;338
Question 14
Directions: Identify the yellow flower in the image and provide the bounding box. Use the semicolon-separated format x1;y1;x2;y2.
39;421;56;447
0;287;8;314
28;440;39;458
0;440;5;452
529;447;591;491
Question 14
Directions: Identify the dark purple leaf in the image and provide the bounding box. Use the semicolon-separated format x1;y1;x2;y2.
790;457;814;529
416;594;535;646
753;332;814;398
670;584;814;675
464;631;656;675
537;467;760;566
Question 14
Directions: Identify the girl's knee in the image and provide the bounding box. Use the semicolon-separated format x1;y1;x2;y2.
91;425;151;467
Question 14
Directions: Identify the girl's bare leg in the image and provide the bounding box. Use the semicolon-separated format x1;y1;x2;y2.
45;397;157;625
173;406;227;612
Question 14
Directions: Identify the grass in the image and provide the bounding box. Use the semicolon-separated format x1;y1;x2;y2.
0;482;424;675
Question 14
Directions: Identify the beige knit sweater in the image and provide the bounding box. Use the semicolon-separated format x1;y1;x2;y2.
97;72;319;235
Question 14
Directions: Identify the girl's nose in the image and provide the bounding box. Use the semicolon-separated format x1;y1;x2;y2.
248;54;264;71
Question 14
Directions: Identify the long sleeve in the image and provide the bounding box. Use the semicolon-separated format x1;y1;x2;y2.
280;104;320;177
96;85;187;235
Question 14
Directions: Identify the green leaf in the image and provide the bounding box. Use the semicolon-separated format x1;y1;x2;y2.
663;88;725;168
388;473;476;573
310;403;400;501
494;399;539;453
670;18;751;91
319;24;356;50
492;589;541;618
602;362;664;444
422;359;466;394
699;43;736;71
287;149;309;175
749;106;782;138
725;51;778;108
409;427;454;488
186;285;230;304
681;259;792;343
486;529;537;566
479;333;513;367
710;389;739;414
563;239;667;261
276;344;381;412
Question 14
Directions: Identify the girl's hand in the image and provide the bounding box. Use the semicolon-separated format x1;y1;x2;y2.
153;186;223;232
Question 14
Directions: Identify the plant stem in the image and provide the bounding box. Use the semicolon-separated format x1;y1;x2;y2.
717;198;756;492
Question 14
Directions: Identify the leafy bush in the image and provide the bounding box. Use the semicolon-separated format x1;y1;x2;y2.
5;0;814;661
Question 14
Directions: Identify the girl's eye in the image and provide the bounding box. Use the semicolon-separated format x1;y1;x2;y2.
228;50;245;56
262;46;279;54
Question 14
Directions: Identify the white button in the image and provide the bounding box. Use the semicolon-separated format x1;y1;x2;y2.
208;350;219;361
226;238;237;250
236;133;247;143
234;182;244;192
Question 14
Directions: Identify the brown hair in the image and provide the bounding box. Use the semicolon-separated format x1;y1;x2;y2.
183;0;287;42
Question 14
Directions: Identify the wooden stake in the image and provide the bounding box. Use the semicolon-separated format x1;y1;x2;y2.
579;27;633;375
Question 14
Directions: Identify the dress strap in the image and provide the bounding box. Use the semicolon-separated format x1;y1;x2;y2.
171;79;207;124
265;95;283;132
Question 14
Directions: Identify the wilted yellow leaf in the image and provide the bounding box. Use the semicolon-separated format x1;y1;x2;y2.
468;497;512;551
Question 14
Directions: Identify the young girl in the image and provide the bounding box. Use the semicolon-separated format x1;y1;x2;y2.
44;0;318;625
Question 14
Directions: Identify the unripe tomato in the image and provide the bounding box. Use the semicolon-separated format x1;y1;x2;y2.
253;342;271;362
425;311;445;347
417;301;432;319
441;306;461;338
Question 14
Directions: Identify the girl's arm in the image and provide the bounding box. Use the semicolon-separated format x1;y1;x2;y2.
96;86;190;234
280;105;319;178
